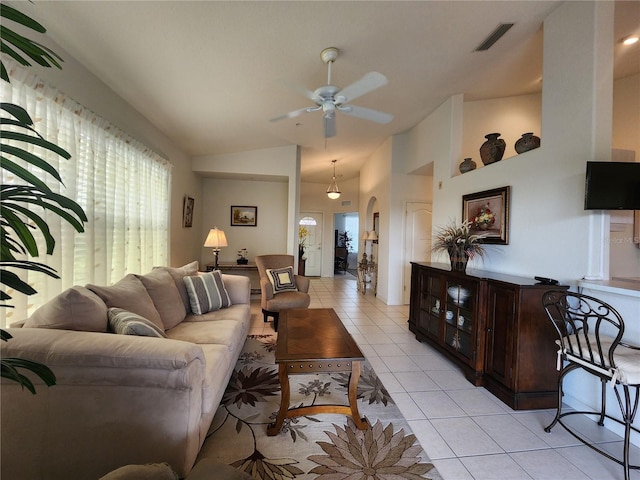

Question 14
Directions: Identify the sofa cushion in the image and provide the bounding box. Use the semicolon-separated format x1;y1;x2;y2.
87;274;164;330
23;286;108;332
137;269;186;330
154;261;199;313
108;308;167;338
183;271;231;315
266;266;297;293
166;319;245;349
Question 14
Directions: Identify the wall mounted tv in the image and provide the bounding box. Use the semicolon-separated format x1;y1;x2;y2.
584;161;640;210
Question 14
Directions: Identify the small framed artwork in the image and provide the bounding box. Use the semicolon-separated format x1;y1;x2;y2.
183;196;194;228
230;205;257;227
462;186;510;244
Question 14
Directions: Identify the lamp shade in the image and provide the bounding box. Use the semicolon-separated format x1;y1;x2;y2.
204;227;228;248
367;230;378;241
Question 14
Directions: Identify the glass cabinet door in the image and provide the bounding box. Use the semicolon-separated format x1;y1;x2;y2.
443;280;476;361
418;273;442;339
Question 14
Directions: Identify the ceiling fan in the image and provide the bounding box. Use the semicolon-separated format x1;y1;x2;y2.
270;47;393;138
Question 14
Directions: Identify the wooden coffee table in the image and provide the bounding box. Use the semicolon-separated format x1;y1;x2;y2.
267;308;368;436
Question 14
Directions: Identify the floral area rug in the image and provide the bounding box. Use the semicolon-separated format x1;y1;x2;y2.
197;334;442;479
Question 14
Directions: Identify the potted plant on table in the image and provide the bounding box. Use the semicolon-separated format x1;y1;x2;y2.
432;220;487;272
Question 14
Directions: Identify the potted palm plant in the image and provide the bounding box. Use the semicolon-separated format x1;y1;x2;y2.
1;2;87;393
432;220;487;272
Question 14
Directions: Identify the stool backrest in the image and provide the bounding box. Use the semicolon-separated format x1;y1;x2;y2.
542;290;625;372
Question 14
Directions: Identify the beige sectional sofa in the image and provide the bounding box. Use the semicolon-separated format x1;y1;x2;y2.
0;262;251;480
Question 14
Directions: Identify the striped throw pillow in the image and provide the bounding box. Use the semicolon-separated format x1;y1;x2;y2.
108;308;167;338
183;270;231;315
266;266;298;293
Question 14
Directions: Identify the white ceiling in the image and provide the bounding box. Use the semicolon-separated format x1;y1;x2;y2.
20;1;640;183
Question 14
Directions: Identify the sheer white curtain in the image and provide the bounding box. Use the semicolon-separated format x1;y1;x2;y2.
1;60;171;327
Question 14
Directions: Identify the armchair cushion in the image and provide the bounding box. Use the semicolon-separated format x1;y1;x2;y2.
183;271;231;315
266;266;298;293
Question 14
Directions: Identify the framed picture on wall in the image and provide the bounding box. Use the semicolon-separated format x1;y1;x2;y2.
183;196;194;228
462;186;510;244
230;206;257;227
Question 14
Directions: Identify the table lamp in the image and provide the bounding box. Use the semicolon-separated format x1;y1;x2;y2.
204;227;227;270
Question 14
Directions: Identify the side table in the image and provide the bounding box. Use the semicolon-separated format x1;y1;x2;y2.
356;253;377;295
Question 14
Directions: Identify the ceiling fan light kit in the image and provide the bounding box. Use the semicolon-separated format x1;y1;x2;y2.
270;47;393;138
326;159;341;200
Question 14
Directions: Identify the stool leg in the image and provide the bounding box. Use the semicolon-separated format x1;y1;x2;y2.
598;377;607;426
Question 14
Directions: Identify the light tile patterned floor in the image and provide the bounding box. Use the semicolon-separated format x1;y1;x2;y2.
248;275;640;480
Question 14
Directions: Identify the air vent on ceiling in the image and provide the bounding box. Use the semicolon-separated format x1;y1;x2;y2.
341;200;352;207
475;23;515;51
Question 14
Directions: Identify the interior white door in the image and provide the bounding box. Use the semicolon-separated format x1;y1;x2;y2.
403;203;432;304
299;212;323;276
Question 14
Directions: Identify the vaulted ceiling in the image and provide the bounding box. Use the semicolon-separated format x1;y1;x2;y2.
20;1;640;183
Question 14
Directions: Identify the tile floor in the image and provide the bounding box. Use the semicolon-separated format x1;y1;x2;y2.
248;275;639;480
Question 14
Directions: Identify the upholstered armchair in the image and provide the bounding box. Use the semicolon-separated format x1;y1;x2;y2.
255;254;310;330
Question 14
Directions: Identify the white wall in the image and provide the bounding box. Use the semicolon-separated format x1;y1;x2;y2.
397;1;638;444
199;178;289;267
192;145;301;264
12;17;201;268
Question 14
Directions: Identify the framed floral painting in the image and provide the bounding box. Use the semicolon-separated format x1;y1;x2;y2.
462;186;510;244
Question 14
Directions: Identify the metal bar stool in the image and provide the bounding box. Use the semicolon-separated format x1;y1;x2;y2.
542;291;640;480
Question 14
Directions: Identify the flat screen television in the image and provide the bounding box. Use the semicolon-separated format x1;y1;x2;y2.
584;161;640;210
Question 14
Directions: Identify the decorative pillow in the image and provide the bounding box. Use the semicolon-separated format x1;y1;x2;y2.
87;274;164;330
183;270;231;315
108;308;167;338
266;266;298;293
137;269;186;330
24;286;108;332
153;261;198;313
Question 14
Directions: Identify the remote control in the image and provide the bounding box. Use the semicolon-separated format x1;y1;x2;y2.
534;276;558;285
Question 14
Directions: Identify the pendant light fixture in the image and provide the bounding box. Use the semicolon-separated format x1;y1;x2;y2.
326;159;341;200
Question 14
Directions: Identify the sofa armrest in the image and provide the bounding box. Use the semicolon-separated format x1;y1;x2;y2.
294;275;310;293
221;274;250;305
0;328;205;389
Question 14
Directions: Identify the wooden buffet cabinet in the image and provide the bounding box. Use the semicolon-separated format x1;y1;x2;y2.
409;262;566;410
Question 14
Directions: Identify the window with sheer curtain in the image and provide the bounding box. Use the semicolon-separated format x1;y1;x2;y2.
1;60;171;327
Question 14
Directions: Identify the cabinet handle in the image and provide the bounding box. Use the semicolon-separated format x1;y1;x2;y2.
487;328;493;332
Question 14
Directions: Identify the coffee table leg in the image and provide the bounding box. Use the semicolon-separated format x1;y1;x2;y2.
348;361;368;430
267;364;289;436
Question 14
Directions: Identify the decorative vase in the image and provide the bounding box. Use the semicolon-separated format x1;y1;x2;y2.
236;258;248;265
447;245;469;272
514;132;540;154
459;157;477;174
477;223;489;230
447;285;471;305
479;133;506;165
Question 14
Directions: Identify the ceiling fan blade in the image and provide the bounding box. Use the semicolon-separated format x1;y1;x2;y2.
339;105;394;124
269;107;312;122
323;115;336;138
336;71;388;104
289;82;315;101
